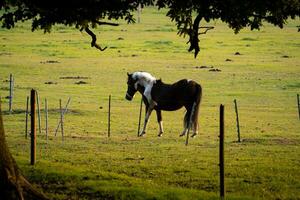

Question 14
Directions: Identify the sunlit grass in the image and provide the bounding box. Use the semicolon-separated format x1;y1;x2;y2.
0;7;299;200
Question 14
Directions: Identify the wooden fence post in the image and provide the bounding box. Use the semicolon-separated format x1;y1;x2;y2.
137;98;143;137
234;99;241;142
9;74;14;113
45;98;48;143
108;95;111;137
30;89;36;165
219;104;225;198
137;3;142;23
36;91;41;135
25;96;29;139
59;99;64;142
297;94;300;120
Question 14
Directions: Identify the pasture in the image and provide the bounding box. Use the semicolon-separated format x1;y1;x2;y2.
0;7;300;199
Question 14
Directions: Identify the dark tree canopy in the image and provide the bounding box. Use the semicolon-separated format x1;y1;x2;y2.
1;0;299;57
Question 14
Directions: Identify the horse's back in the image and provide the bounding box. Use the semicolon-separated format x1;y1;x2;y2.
153;79;201;111
173;79;201;97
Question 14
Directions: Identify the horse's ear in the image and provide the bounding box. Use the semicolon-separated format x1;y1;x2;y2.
157;79;162;83
127;72;130;77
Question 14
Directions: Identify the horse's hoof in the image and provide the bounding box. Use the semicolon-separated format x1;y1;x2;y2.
190;133;197;138
158;132;163;137
179;133;185;137
139;132;146;137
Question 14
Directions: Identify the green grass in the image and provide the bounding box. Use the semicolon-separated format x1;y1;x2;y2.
0;7;300;199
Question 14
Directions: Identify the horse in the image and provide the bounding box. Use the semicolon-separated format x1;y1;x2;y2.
125;71;202;137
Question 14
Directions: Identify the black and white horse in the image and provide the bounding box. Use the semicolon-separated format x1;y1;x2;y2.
125;72;202;137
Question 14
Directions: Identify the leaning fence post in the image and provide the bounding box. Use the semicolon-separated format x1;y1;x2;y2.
297;94;300;120
30;89;36;165
9;74;14;113
54;97;71;136
25;96;29;139
59;99;64;142
36;91;41;135
219;104;225;198
45;98;48;143
234;99;241;142
108;95;111;138
137;98;143;137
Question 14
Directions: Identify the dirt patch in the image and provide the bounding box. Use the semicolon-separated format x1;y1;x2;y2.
209;68;221;72
40;60;60;64
60;76;90;79
173;169;190;174
75;81;88;85
234;52;241;55
195;65;213;69
45;81;57;85
195;65;221;72
225;58;233;62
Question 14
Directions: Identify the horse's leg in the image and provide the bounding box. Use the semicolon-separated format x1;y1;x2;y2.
190;122;198;138
191;102;199;138
139;105;153;137
156;109;163;137
180;110;190;137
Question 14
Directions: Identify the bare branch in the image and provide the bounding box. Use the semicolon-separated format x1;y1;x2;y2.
85;27;107;51
94;21;119;26
199;26;214;35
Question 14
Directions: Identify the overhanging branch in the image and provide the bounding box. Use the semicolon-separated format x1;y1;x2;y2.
85;27;107;51
198;26;214;35
93;21;119;26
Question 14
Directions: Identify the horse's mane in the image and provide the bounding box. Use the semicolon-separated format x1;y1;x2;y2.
132;71;156;83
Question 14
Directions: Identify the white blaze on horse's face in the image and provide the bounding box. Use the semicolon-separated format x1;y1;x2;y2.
126;73;138;101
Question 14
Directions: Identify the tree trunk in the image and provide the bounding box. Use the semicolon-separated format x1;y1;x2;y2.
0;102;49;200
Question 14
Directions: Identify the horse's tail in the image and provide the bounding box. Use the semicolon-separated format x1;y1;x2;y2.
192;83;202;133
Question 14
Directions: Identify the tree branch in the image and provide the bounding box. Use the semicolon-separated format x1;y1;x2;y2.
93;21;119;26
188;14;202;58
198;26;214;35
85;27;107;51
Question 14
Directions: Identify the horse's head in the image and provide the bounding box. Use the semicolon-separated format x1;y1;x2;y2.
125;72;138;101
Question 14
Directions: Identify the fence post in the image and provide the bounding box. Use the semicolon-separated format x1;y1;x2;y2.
59;99;64;142
30;89;36;165
9;74;13;113
108;95;111;137
137;98;143;137
137;3;142;23
234;99;241;142
25;96;29;139
55;97;71;136
45;98;48;143
219;104;225;198
297;94;300;120
36;91;41;135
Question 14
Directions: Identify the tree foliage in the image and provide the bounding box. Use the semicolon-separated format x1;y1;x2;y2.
1;0;299;57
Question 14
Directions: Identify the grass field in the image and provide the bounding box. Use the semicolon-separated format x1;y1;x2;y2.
0;7;300;199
